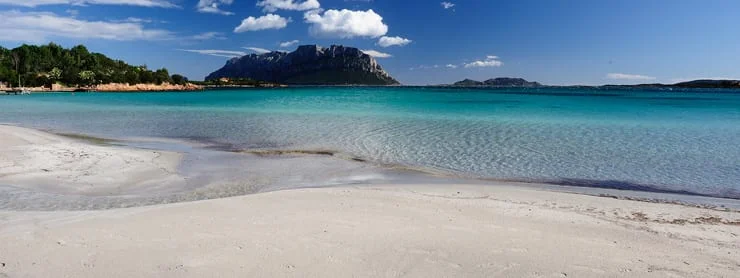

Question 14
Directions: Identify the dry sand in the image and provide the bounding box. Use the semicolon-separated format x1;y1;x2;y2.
0;125;185;196
0;125;739;277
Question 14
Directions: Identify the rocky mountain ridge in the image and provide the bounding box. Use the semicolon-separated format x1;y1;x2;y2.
206;45;399;85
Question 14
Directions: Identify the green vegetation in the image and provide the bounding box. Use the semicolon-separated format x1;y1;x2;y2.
0;43;188;87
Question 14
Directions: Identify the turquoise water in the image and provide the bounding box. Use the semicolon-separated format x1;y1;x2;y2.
2;87;740;199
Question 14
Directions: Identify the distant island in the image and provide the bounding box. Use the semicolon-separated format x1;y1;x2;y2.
604;79;740;89
0;43;200;92
446;77;740;89
206;45;400;86
451;78;542;87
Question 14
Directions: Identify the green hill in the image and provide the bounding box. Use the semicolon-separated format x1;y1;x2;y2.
0;43;187;88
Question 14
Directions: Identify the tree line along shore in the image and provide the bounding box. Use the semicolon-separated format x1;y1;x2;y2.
0;43;200;92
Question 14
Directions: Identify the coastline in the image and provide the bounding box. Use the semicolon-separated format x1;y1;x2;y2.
1;83;203;94
0;125;739;277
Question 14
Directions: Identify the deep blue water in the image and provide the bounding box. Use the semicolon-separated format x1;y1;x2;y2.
2;87;739;198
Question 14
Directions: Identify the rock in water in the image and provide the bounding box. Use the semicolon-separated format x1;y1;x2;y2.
206;45;400;85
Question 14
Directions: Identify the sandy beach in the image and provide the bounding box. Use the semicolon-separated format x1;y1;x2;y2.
0;125;739;277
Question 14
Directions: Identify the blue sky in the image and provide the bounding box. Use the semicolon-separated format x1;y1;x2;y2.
1;0;740;85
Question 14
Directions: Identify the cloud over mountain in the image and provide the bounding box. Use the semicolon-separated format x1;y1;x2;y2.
362;49;392;58
606;73;656;81
304;9;388;38
464;55;503;68
234;14;291;32
378;36;411;47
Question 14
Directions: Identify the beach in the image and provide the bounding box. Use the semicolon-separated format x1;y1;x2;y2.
0;125;739;277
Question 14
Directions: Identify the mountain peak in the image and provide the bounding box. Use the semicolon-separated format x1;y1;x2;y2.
207;45;399;85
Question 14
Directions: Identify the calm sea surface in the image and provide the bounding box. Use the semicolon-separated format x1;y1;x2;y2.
2;87;739;199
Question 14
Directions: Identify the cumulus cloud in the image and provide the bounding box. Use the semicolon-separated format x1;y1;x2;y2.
464;55;503;68
279;40;300;47
441;2;455;9
243;47;272;54
197;0;234;15
178;49;247;58
257;0;320;12
377;36;411;47
606;73;656;80
304;9;388;38
362;49;391;58
234;14;290;32
445;64;458;69
0;0;178;8
0;10;173;43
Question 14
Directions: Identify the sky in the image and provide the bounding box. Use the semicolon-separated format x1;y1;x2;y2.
1;0;740;85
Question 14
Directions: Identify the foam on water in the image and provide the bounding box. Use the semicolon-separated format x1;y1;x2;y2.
1;87;739;200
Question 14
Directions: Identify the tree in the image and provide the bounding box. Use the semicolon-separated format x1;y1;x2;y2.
78;70;96;86
49;67;62;83
154;68;171;84
124;70;140;85
171;74;187;85
10;52;20;87
139;70;154;84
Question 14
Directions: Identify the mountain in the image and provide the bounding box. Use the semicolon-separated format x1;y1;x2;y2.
450;77;542;87
206;45;399;85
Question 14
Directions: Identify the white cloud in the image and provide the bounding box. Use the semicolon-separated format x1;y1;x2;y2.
0;0;178;8
409;65;440;70
362;49;391;58
377;36;411;47
243;47;272;54
234;14;290;32
0;10;173;43
464;55;503;68
279;40;300;47
178;49;246;58
606;73;655;81
445;64;458;69
197;0;234;15
190;32;227;40
304;9;388;38
441;2;455;9
257;0;320;12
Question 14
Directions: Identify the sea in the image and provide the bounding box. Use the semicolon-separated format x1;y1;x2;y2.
2;87;739;209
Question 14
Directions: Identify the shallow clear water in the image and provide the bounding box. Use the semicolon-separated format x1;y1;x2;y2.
2;87;740;199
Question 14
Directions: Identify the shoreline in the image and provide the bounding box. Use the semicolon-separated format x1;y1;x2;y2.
0;125;739;276
2;124;738;211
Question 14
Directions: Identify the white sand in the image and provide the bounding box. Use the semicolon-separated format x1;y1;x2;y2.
0;125;184;196
0;125;739;277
